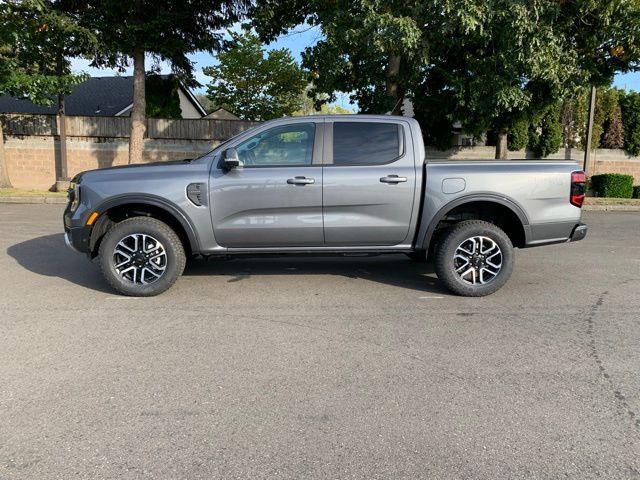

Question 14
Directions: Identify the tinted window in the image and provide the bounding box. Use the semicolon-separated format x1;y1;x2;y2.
236;123;315;167
333;122;401;165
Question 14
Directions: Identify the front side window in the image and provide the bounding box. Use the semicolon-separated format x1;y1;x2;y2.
333;122;402;165
235;123;315;167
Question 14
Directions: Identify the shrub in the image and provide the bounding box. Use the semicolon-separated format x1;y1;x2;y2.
633;185;640;199
528;102;562;158
590;173;634;198
508;117;529;151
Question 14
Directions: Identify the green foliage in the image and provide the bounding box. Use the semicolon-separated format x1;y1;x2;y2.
145;75;181;118
508;117;530;151
204;31;307;121
195;94;216;114
633;186;640;199
620;92;640;156
75;0;250;86
253;0;640;155
590;173;634;198
294;87;354;115
602;103;625;149
253;0;425;114
0;0;95;105
294;103;353;116
561;87;623;150
528;102;562;158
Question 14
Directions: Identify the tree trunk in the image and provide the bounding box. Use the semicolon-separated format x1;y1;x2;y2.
57;94;69;182
495;132;509;159
386;54;403;115
0;120;11;188
129;46;146;164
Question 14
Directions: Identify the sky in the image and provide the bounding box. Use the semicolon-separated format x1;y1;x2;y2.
70;24;640;110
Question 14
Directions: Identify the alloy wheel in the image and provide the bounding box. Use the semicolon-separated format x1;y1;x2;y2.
453;235;502;285
112;233;167;285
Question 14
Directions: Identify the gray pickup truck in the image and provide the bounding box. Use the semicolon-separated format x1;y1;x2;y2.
63;115;587;297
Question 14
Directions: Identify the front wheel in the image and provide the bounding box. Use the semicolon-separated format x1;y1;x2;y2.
98;217;186;296
434;220;514;297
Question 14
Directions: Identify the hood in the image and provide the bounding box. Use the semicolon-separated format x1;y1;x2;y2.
73;158;194;183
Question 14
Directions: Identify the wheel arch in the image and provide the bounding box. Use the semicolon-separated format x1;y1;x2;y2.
418;195;530;251
89;195;199;257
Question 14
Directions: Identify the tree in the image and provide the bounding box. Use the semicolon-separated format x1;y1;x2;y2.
252;0;426;115
203;32;306;121
195;94;217;114
561;87;621;150
508;116;530;152
528;102;563;158
602;103;625;149
620;92;640;156
145;74;181;119
254;0;640;159
293;85;354;116
76;0;250;163
0;0;93;188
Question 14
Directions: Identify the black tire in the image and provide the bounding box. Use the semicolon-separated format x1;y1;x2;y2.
98;217;186;296
434;220;514;297
405;251;428;263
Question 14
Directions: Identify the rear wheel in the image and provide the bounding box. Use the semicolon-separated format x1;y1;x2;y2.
434;220;514;296
98;217;186;296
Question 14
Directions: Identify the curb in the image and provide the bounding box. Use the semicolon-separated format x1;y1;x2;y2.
583;204;640;212
0;196;67;204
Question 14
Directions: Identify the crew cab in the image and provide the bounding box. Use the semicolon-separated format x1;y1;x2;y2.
63;115;587;296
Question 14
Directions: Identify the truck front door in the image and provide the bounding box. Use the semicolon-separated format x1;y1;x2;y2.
210;122;324;248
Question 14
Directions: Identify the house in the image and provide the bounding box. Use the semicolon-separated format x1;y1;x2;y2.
204;108;240;120
0;75;207;119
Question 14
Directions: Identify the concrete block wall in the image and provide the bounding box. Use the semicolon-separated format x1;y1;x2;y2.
4;135;640;190
4;135;220;190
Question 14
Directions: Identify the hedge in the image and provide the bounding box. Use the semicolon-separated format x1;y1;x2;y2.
633;186;640;199
590;173;634;198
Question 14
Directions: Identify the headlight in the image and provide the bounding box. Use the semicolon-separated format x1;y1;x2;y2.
68;182;80;211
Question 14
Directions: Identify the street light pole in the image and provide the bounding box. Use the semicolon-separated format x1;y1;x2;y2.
583;86;596;173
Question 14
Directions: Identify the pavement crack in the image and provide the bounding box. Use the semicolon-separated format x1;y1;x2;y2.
585;290;640;431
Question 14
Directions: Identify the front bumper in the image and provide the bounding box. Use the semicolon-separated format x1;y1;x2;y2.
64;198;92;254
569;222;588;242
64;225;91;253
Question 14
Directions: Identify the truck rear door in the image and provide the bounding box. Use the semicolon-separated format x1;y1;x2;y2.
322;119;417;246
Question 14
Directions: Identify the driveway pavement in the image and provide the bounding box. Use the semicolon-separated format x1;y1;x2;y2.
1;205;639;479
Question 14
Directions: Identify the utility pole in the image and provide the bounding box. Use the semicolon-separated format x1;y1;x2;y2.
583;86;596;173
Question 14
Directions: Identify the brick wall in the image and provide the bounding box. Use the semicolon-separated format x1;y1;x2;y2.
4;135;221;190
4;133;640;191
427;146;640;184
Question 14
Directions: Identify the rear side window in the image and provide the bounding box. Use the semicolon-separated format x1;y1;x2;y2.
333;122;402;165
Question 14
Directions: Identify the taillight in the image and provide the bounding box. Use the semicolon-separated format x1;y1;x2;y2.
570;171;586;207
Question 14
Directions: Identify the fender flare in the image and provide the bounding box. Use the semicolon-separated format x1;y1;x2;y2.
417;194;530;250
93;194;200;254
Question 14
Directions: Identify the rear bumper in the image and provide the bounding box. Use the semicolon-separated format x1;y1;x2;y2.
524;220;587;247
569;222;588;242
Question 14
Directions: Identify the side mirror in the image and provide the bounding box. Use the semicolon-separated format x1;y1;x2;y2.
222;148;242;170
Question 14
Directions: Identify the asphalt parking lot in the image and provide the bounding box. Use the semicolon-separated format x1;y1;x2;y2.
1;204;639;479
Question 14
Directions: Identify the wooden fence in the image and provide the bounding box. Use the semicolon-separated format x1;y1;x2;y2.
0;113;257;140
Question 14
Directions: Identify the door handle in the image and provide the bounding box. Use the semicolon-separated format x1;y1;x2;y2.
287;176;315;185
380;175;407;184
